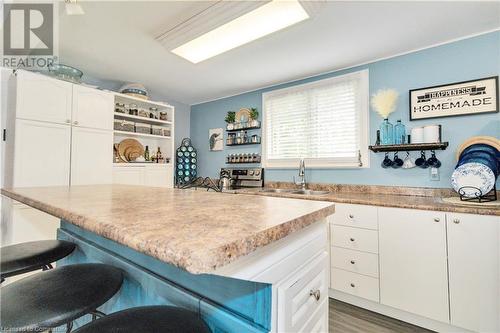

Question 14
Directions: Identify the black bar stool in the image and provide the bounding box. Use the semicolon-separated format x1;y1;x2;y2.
73;306;211;333
1;240;76;281
0;263;123;332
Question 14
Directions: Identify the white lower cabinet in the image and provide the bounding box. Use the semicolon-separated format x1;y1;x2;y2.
71;127;113;185
113;165;173;188
378;207;449;323
447;212;500;332
330;204;500;333
278;252;328;333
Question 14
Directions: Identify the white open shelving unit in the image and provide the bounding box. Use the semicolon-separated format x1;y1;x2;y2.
113;93;175;171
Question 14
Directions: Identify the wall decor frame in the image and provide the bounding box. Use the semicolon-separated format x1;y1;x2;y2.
409;76;499;120
209;128;223;151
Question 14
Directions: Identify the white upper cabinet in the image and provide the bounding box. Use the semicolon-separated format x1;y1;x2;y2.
70;127;113;185
13;119;71;187
72;84;113;130
378;207;449;323
447;213;500;333
15;70;73;125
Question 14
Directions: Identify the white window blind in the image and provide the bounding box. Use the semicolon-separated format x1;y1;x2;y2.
262;70;369;168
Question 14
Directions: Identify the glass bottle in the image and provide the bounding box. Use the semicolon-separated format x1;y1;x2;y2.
144;146;150;161
380;118;394;145
394;120;406;144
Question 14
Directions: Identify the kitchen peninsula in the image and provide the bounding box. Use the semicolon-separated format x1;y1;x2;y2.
1;185;335;333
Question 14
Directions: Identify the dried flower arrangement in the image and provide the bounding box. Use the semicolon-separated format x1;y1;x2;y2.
371;89;399;119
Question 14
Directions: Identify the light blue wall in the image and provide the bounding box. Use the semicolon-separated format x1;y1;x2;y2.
191;31;500;188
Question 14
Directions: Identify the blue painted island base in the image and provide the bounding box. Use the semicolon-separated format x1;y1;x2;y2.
57;222;271;333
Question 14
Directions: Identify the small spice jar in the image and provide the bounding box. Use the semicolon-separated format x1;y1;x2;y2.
128;104;138;116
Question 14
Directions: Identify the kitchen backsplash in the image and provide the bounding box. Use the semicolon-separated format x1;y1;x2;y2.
190;31;500;188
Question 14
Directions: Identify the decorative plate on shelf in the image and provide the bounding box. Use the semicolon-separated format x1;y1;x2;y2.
235;108;251;124
451;162;496;197
117;138;144;162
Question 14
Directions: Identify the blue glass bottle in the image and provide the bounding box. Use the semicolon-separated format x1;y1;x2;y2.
380;119;394;145
394;120;406;144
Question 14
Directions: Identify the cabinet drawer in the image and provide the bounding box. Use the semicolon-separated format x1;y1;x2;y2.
331;225;379;254
331;246;379;278
331;268;379;302
278;252;328;333
332;204;378;230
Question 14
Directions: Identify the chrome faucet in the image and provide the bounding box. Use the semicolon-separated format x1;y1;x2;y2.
294;158;306;190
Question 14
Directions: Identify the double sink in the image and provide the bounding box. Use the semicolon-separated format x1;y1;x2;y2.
259;188;330;196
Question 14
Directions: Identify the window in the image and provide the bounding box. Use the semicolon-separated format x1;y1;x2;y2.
262;69;369;168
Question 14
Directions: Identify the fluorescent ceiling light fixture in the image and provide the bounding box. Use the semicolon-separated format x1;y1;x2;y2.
171;0;309;64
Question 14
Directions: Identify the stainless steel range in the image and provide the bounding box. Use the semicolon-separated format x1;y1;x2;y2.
220;167;264;190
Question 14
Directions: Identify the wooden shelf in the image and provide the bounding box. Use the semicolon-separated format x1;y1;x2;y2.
114;112;172;126
226;142;261;146
226;125;261;132
226;161;261;164
114;130;171;140
369;142;449;152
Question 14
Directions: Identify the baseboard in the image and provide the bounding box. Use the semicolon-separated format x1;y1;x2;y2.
329;289;474;333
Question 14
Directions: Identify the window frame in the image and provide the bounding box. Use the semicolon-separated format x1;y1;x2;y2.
261;69;370;169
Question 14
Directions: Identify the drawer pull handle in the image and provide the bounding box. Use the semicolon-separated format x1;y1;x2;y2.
349;238;355;242
453;218;460;224
350;260;355;264
434;217;440;223
73;121;79;125
309;289;321;301
350;283;355;288
348;214;354;219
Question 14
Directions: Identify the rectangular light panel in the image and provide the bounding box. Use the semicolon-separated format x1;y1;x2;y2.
172;0;309;64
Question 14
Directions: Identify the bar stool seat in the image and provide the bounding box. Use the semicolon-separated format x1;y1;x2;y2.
0;263;123;332
73;306;211;333
1;240;76;279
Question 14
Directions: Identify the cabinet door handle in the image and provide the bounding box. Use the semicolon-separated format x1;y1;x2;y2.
348;214;354;219
309;289;320;301
350;260;355;264
73;121;79;125
433;217;440;223
65;119;71;123
350;283;355;288
349;237;355;242
453;218;460;224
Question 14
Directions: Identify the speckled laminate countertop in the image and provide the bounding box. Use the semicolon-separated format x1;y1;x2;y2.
1;185;335;274
237;188;500;216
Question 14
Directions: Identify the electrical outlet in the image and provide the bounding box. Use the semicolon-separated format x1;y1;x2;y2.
430;167;440;181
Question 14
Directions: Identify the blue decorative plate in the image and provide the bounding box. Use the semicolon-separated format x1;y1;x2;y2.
451;162;496;197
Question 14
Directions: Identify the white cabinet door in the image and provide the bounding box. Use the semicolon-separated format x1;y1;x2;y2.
278;252;328;333
72;85;113;130
112;166;145;185
70;127;112;185
13;119;71;187
447;213;500;332
16;70;73;125
379;207;449;323
144;166;173;188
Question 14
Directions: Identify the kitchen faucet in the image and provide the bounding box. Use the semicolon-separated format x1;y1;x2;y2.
294;158;306;190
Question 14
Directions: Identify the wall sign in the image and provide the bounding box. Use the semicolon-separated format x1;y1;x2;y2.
409;76;498;120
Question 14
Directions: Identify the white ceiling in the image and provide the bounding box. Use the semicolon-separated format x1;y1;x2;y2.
59;1;500;105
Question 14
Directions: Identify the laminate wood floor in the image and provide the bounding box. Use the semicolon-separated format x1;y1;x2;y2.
329;299;435;333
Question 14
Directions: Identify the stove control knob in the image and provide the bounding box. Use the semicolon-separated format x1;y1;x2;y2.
249;170;254;175
255;170;260;176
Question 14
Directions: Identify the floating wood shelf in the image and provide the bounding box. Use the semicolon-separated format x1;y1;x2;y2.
226;142;261;146
369;142;449;152
226;125;261;132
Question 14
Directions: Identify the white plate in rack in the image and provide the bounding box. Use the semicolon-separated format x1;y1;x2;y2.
451;162;496;198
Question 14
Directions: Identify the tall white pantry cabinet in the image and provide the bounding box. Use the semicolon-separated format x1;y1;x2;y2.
2;70;111;246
